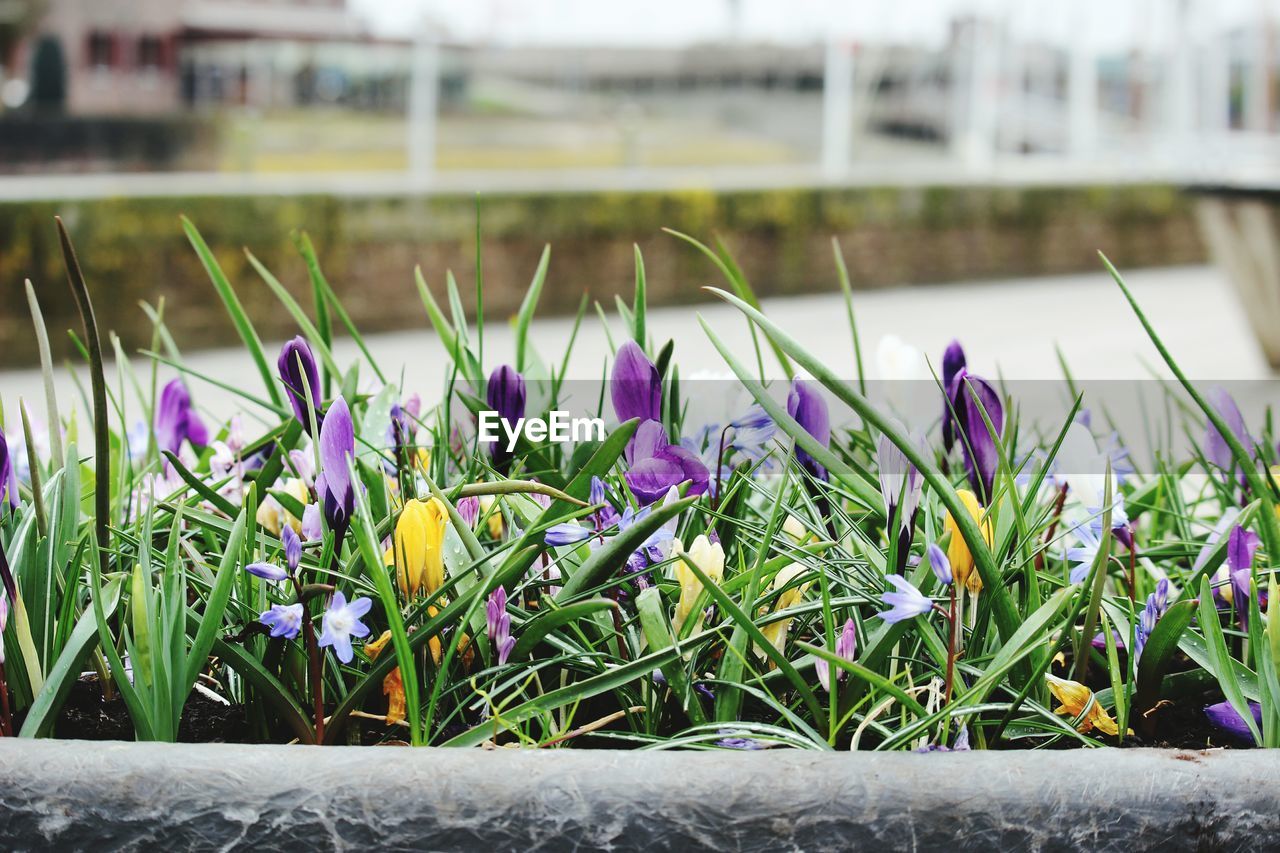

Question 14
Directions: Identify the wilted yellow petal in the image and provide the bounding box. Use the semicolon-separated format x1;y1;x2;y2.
1046;674;1119;736
945;489;992;595
383;666;406;725
365;630;392;660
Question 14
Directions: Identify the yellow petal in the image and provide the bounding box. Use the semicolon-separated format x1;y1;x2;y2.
365;630;393;660
944;489;992;594
672;535;725;635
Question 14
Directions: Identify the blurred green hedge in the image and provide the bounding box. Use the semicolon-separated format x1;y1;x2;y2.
0;183;1201;367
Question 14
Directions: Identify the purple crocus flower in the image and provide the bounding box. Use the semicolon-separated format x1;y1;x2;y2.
877;427;924;574
1204;700;1262;743
624;419;709;505
946;369;1004;501
1204;386;1251;484
0;586;8;665
317;396;356;540
940;340;967;453
278;336;322;434
486;586;515;665
259;602;304;639
0;426;18;510
154;379;209;456
486;365;526;472
317;590;372;663
877;575;933;624
611;341;662;424
815;618;858;692
786;379;830;481
1228;525;1262;630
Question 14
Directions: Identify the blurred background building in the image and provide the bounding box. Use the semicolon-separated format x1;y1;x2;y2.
1;0;1276;176
1;1;1279;377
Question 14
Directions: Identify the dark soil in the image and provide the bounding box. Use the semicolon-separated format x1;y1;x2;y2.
46;677;248;742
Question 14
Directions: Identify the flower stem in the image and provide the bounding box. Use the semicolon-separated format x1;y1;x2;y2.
0;662;12;736
944;585;959;705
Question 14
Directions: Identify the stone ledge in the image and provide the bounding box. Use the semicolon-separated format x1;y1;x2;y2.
0;741;1275;851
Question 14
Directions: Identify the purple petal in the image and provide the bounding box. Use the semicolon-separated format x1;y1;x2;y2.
626;456;686;505
319;396;354;501
626;418;670;465
245;562;288;582
277;337;322;434
611;341;662;424
1204;700;1262;743
787;379;830;480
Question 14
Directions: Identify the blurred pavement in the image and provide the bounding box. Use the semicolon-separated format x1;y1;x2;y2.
0;264;1267;430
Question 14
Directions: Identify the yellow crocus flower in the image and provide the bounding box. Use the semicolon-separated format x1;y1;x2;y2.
944;489;993;595
394;497;448;597
479;494;503;538
255;477;310;535
1046;674;1120;736
672;535;725;635
756;563;811;657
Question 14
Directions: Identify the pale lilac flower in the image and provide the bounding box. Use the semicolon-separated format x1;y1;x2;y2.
226;414;247;453
1134;578;1170;666
301;503;323;541
288;448;315;487
927;542;952;586
815;618;858;692
545;523;593;547
877;575;933;624
1067;524;1103;584
318;591;372;663
259;602;304;639
282;525;302;573
245;562;289;582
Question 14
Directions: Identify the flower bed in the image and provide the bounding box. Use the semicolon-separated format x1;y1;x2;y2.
0;218;1276;762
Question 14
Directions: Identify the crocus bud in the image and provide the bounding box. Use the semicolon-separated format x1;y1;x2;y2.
278;336;322;434
155;379;209;456
1204;386;1250;481
756;564;810;657
486;365;526;473
0;426;17;511
245;562;289;582
673;535;725;635
927;542;952;586
786;379;830;481
395;497;448;597
816;617;857;692
301;503;323;540
282;524;302;573
940;340;966;452
944;489;992;595
611;341;662;424
486;586;514;666
946;370;1003;501
318;396;355;540
877;426;924;574
456;496;480;528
